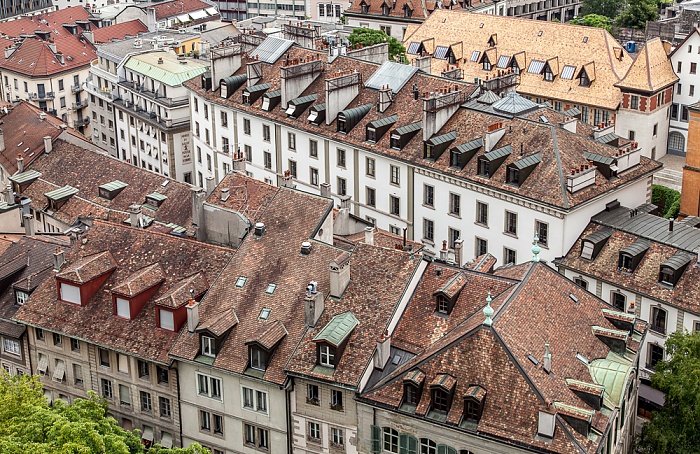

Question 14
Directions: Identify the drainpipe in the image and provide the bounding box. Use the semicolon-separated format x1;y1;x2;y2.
173;366;184;448
285;378;295;454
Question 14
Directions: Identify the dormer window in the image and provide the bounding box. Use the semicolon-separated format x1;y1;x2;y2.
506;153;541;187
115;297;130;319
659;266;675;286
544;67;554;81
462;386;486;425
580;72;590;87
245;320;286;372
658;253;691;287
428;373;455;418
477;158;489;177
202;335;216;357
367;127;377;142
579;228;612;260
15;290;29;305
580;241;594;259
249;346;268;371
60;282;81;305
506;167;519;185
319;344;335;367
431;388;449;413
436;295;449;314
98;180;128;200
381;4;390;15
158;309;175;331
404;4;412;17
510;59;520;74
45;185;78;211
361;0;369;12
482;57;491;71
145;192;167;209
404;383;419;405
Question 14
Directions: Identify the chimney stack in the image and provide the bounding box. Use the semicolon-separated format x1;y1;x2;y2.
669;218;674;232
205;176;215;195
39;112;46;121
423;89;462;141
374;330;391;369
16;155;24;173
454;239;464;267
0;130;5;153
281;170;295;188
364;226;374;245
378;85;393;113
304;281;324;327
23;213;34;236
320;182;331;198
220;187;230;202
439;240;448;261
129;204;142;228
329;259;350;298
187;299;200;333
232;149;246;172
43;136;52;154
53;248;65;271
542;344;552;374
5;184;13;205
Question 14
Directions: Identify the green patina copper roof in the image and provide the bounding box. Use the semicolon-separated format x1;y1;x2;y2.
368;114;398;129
45;185;78;201
427;131;457;146
453;138;483;154
313;311;359;347
394;121;422;136
9;169;41;184
483;144;513;161
244;83;271;94
588;352;633;407
99;180;128;192
125;53;208;87
584;151;615;165
147;192;168;202
510;153;542;170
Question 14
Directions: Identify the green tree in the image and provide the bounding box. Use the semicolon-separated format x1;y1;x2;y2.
0;373;208;454
615;0;658;29
580;0;622;20
569;14;613;32
347;28;407;62
637;330;700;453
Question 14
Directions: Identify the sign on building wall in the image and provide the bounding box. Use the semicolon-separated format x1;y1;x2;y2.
182;133;192;164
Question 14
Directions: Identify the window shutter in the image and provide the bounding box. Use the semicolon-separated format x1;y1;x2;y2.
370;425;382;453
400;434;418;454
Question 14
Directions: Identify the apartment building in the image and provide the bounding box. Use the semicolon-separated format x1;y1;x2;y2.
2;139;195;235
115;0;220;32
345;0;505;41
187;37;660;263
556;204;700;417
13;220;232;448
114;51;208;182
403;11;677;159
0;235;70;378
0;7;97;136
357;259;646;454
667;27;700;155
0;0;53;21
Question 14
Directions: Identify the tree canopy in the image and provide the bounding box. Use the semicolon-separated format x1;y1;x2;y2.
569;14;613;32
347;28;407;62
580;0;622;20
615;0;658;29
0;373;207;454
637;330;700;453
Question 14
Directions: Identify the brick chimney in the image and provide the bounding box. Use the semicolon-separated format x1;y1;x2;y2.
280;56;323;108
304;281;324;327
187;299;200;333
325;70;362;125
423;88;463;141
329;259;350;298
484;121;506;152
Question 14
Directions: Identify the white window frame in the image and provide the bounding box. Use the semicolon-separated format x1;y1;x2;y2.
60;282;81;305
241;385;268;414
116;297;130;319
159;309;175;331
202;336;216;357
197;372;223;401
2;338;20;356
320;344;335;367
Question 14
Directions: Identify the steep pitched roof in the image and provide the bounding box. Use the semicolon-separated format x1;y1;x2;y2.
205;172;278;222
615;38;678;93
148;0;216;20
14;221;233;364
91;20;148;44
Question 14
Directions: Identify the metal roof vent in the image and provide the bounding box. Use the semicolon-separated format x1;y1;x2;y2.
301;241;312;255
253;222;265;237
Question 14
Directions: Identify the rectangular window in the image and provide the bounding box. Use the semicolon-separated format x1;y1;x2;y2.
337;177;347;196
535;221;549;247
309;421;321;440
288;132;296;150
204;104;209;120
310;168;319;186
332;427;344;446
244;145;252;161
101;378;113;399
244;423;256;446
678;61;683;72
119;384;131;406
691;85;696;97
424;218;434;242
449;193;460;216
505;211;518;235
73;364;83;386
692;62;697;74
157;366;168;385
309;139;318;157
159;396;171;418
264;151;272;169
200;410;211;432
99;348;110;367
677;84;682;95
366;157;375;176
243;386;254;409
35;328;44;341
449;228;460;249
202;336;215;357
159;310;174;331
366;187;376;207
629;130;636;141
682;105;690;122
2;338;20;356
476;237;488;256
630;95;639;110
390;195;400;216
504;247;517;265
390;165;400;185
196;373;222;400
221;111;228;127
423;184;434;207
331;389;343;410
243;118;251;135
307;383;319;404
476;201;488;225
262;124;270;142
288;160;297;178
138;360;149;379
337;148;346;167
117;354;128;374
213;414;223;435
256;390;268;412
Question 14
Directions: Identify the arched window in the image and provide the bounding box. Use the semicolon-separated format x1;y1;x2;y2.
668;131;685;153
383;427;398;453
420;438;437;454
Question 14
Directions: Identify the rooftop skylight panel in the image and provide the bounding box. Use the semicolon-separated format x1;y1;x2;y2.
560;65;576;80
266;283;277;294
470;50;480;62
496;55;510;68
259;308;271;320
434;46;449;59
528;60;545;74
235;276;247;288
407;41;421;54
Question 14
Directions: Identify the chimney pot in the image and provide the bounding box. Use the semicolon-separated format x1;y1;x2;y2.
53;248;65;271
669;218;674;232
186;299;200;333
254;222;266;237
129;204;142;228
220;187;230;202
16;155;24;173
23;213;34;236
43;136;52;154
301;241;312;255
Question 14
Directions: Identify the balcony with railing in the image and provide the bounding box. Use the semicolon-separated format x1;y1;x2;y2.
118;81;189;108
28;91;55;100
73;99;89;109
74;117;90;128
71;84;83;93
84;81;116;100
114;98;189;131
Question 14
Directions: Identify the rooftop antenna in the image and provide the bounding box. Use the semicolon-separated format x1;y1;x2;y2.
483;291;494;326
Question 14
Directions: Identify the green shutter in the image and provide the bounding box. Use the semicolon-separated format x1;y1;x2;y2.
371;425;382;453
437;445;457;454
399;434;409;454
407;435;418;454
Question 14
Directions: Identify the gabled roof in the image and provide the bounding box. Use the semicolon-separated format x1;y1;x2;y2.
154;272;209;308
0;33;96;77
91;20;148;44
313;311;359;347
246;320;288;350
148;0;216;21
205;172;278;223
615;38;678;93
14;221;233;364
56;251;117;284
112;263;166;298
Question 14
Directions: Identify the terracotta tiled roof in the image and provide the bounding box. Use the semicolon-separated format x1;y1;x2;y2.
154;272;209;308
338;226;424;252
285;243;421;387
205;172;277;222
0;235;70;339
186;45;660;211
346;0;430;20
246;319;288;350
56;250;117;284
111;262;166;297
615;38;678;93
169;187;338;384
21;140;194;234
148;0;216;20
0;6;90;38
361;261;644;453
13;221;233;364
402;10;640;110
0;102;66;175
91;20;148;44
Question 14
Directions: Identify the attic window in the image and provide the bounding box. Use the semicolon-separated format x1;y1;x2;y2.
464;398;481;423
59;282;81;305
580;241;595;260
249;345;269;371
159;309;175;331
579;70;590;87
361;2;369;13
319;344;336;367
115;297;131;319
404;4;412;17
381;4;390;14
265;283;277;294
201;335;216;357
259;308;271;320
436;295;450;314
431;388;450;413
145;192;167;208
528;60;545;74
583;36;588;43
403;383;420;406
470;51;480;62
99;180;128;200
659;266;677;287
235;276;248;288
543;65;554;82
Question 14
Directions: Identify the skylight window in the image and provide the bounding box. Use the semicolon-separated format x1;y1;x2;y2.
470;51;480;62
235;277;247;288
560;65;576;80
583;36;588;43
259;308;271;320
266;283;277;294
576;353;589;364
528;60;545;74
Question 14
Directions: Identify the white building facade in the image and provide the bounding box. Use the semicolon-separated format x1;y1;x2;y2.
668;28;700;155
